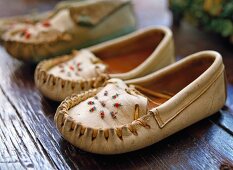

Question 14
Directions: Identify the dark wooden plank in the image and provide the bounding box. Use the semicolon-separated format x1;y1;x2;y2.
0;87;54;169
0;48;74;170
56;118;233;170
211;84;233;137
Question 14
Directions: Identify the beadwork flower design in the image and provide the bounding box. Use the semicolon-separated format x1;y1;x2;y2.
68;79;148;128
18;20;52;40
48;50;107;81
86;90;123;119
56;61;83;77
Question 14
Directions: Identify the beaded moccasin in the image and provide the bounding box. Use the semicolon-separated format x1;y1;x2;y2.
35;27;175;101
2;0;136;62
54;51;226;154
0;0;85;41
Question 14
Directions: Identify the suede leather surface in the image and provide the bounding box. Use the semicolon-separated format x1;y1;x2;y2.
54;51;226;154
2;0;136;62
35;27;175;101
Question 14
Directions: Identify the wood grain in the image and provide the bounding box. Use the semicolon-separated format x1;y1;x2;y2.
0;87;54;169
0;0;232;169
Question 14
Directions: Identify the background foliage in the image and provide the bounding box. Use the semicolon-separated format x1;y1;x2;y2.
169;0;233;43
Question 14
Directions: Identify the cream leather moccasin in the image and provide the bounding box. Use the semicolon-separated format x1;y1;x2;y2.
54;51;227;154
0;0;84;41
2;0;136;62
0;10;50;41
35;27;175;101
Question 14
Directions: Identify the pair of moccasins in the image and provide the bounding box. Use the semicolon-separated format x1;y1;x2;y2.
2;0;226;154
34;26;227;154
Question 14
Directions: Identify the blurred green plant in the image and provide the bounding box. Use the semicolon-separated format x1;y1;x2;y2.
169;0;233;43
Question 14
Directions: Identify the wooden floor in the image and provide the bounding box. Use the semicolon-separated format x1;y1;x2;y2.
0;0;233;169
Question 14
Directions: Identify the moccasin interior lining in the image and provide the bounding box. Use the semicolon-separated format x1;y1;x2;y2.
93;30;165;74
133;55;215;108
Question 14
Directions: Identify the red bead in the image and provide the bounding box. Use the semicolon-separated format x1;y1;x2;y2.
113;103;122;108
89;106;96;112
112;93;119;99
42;21;51;27
25;32;31;39
69;66;74;71
100;111;105;118
22;28;30;39
88;101;94;105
